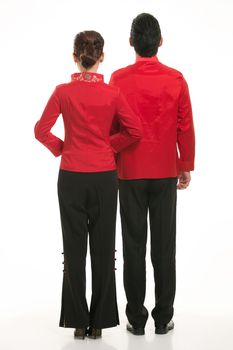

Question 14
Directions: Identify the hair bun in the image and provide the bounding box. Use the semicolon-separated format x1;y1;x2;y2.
80;54;97;69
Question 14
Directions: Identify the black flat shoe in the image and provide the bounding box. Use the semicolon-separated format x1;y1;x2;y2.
155;320;174;335
74;328;87;339
87;327;102;339
126;323;145;335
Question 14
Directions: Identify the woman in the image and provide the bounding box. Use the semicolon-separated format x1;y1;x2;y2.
34;31;142;339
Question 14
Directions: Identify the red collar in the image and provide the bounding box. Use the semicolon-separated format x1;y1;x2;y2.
71;72;104;83
135;55;159;63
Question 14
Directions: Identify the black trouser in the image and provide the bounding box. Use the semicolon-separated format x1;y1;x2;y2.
119;177;177;327
57;169;119;329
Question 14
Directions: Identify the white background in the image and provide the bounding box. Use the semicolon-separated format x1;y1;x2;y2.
0;0;233;349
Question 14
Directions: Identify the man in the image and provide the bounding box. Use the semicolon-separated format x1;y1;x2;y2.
110;13;195;335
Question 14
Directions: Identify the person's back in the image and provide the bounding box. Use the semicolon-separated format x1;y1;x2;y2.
110;51;195;179
110;13;195;336
35;71;141;172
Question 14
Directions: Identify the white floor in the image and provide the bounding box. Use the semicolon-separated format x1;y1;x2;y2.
1;309;233;350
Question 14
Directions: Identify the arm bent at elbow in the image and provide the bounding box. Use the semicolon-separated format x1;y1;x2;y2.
34;87;64;157
110;91;142;153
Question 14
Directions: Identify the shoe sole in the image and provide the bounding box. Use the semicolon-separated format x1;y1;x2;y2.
127;327;145;336
74;335;85;339
87;335;102;339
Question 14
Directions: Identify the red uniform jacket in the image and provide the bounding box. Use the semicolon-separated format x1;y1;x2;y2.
34;72;142;172
110;56;195;179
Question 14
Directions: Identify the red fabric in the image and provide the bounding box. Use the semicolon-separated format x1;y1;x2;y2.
109;56;195;179
34;72;142;172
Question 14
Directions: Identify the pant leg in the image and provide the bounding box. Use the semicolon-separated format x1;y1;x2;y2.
57;169;89;328
119;179;149;328
87;171;119;329
148;178;177;326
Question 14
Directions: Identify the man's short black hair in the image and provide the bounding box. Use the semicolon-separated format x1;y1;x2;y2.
130;13;161;57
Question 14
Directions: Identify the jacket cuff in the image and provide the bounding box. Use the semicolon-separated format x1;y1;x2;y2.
47;140;64;157
177;159;194;172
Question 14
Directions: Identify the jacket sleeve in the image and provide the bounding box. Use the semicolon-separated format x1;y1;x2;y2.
34;87;64;157
110;90;142;153
177;78;195;172
109;74;120;137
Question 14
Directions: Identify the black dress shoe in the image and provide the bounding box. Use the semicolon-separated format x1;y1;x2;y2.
87;327;102;339
155;320;174;335
74;328;87;339
127;323;145;335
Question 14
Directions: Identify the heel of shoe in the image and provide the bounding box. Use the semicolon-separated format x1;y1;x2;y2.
87;327;102;339
74;328;86;339
155;320;174;335
126;323;145;335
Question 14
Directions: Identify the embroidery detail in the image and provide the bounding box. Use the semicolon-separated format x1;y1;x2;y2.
72;72;103;83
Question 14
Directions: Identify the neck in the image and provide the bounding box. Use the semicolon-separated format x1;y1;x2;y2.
135;54;157;58
78;62;100;73
79;67;98;73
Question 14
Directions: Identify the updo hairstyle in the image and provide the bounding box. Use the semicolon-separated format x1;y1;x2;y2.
73;31;104;69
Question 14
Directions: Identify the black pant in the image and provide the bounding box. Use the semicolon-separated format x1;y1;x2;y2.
119;178;177;327
57;169;119;329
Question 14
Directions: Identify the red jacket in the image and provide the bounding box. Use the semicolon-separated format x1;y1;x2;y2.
110;56;195;179
34;72;142;172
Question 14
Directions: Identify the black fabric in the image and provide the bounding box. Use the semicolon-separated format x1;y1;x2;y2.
57;169;119;329
119;177;177;327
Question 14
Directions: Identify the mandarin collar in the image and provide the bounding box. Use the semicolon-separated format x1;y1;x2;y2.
135;55;159;63
71;72;104;83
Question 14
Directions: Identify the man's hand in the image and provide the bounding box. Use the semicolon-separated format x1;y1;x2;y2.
177;171;191;190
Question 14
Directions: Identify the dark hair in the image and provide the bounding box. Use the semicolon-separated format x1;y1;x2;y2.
130;13;161;57
73;31;104;69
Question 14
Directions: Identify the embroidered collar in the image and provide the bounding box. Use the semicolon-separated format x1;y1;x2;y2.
71;72;104;83
135;55;159;63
